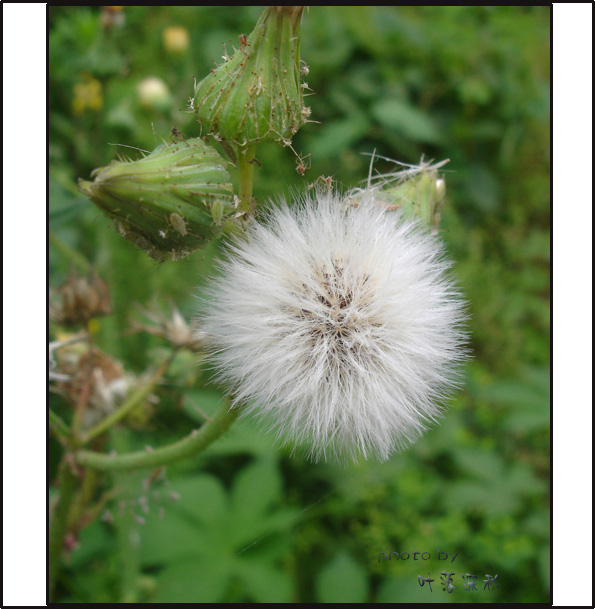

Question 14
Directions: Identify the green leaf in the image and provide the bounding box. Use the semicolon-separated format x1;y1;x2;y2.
139;475;228;566
172;474;229;524
140;507;205;566
316;551;368;603
235;560;293;602
68;518;111;568
233;506;298;550
231;458;281;520
154;558;230;603
371;98;444;144
139;503;208;566
309;117;369;158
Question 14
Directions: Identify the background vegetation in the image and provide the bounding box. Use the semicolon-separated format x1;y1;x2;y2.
49;6;550;603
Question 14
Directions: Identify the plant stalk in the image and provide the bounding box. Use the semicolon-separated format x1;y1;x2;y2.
76;399;241;471
237;143;257;213
80;352;175;444
49;408;72;445
48;462;79;601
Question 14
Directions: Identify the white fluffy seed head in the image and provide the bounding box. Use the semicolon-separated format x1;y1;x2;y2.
199;190;468;462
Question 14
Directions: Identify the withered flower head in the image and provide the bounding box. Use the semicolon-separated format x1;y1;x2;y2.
131;301;207;352
50;270;112;327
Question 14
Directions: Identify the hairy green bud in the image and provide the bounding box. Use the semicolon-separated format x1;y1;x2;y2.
349;159;449;230
383;170;446;228
79;138;235;260
192;6;309;146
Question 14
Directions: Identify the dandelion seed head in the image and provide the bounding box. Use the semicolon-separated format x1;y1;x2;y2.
200;190;468;462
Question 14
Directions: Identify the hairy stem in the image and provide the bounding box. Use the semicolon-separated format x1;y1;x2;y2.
76;399;241;471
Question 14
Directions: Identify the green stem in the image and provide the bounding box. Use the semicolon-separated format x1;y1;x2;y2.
48;462;79;601
68;466;99;532
80;353;175;445
49;408;72;444
237;143;257;213
117;487;141;603
111;430;142;603
76;399;241;471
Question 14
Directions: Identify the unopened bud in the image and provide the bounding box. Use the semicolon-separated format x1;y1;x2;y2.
79;138;235;260
351;159;449;229
386;171;446;227
193;6;308;146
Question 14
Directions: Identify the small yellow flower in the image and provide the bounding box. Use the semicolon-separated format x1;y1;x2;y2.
163;26;190;55
72;75;103;115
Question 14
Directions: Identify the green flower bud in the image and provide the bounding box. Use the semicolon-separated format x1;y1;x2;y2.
79;138;235;260
192;6;309;146
350;159;449;230
385;171;445;228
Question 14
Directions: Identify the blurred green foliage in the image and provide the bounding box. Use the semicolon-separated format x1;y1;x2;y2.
49;6;550;603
